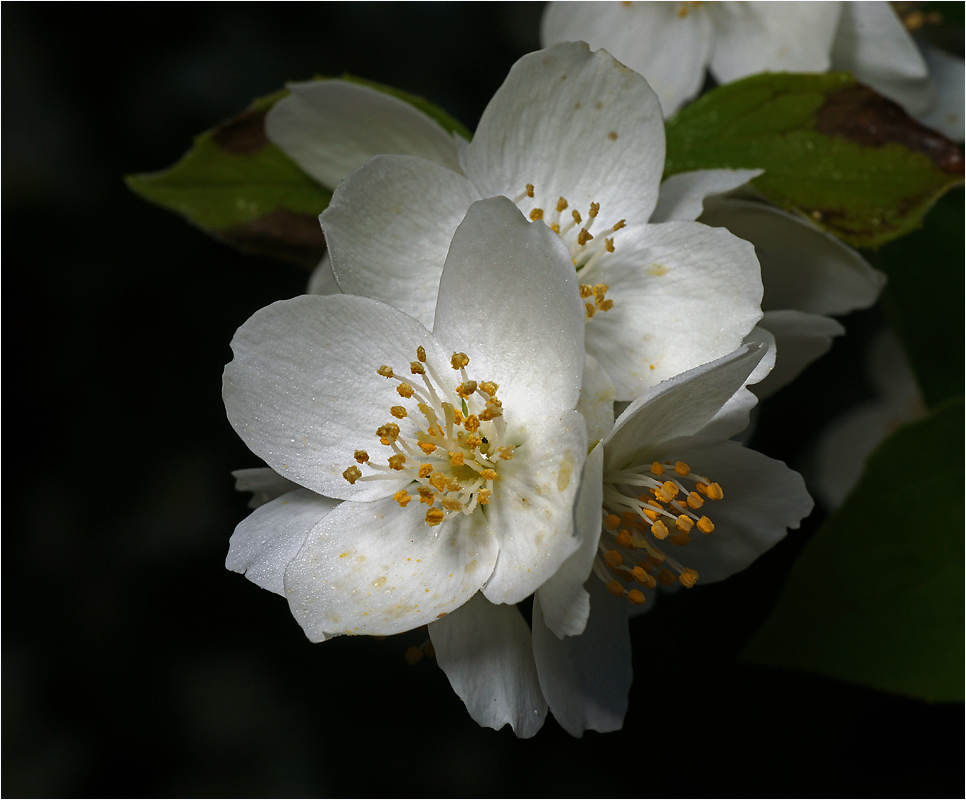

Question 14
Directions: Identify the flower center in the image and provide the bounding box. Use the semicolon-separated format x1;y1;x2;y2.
593;459;724;605
514;183;626;321
343;347;514;527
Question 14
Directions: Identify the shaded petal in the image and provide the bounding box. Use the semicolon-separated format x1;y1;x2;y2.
915;40;965;141
542;2;714;117
465;42;666;225
306;253;341;296
754;310;845;398
710;2;840;81
585;221;762;400
603;344;765;473
481;409;588;605
227;488;339;596
700;197;885;315
284;496;499;639
433;196;585;419
232;467;302;509
577;354;616;448
532;578;631;736
651;169;761;223
429;594;547;738
535;445;605;638
700;326;774;441
647;436;813;582
321;154;481;327
266;80;463;190
831;2;932;115
223;294;444;501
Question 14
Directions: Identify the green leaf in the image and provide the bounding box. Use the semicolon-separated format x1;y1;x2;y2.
743;399;965;702
665;72;964;248
876;188;965;408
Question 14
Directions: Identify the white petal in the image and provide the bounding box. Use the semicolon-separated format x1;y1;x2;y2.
577;354;617;448
651;169;762;223
232;467;302;509
700;326;774;441
542;1;715;117
481;409;588;605
831;2;932;115
321;154;481;327
753;310;845;398
535;445;605;638
465;42;667;225
700;197;885;316
585;221;762;400
648;436;813;583
429;594;548;738
223;294;444;501
710;2;841;82
226;488;339;596
284;496;499;639
915;40;965;141
603;344;765;473
432;196;585;419
266;80;463;190
306;253;341;296
532;578;631;736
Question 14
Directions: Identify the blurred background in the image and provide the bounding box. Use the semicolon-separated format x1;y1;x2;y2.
3;3;960;796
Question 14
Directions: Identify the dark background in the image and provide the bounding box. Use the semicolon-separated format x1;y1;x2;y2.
3;3;960;796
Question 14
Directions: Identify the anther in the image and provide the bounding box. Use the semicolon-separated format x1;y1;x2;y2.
651;462;665;476
480;469;498;481
605;237;615;252
675;461;690;476
556;197;569;212
343;466;362;484
418;464;433;479
354;450;369;464
657;568;676;586
425;508;445;527
604;514;620;531
526;183;534;198
651;520;669;540
449;451;464;466
572;209;582;224
589;202;600;218
605;550;623;568
497;446;514;460
675;515;694;532
687;491;704;509
394;490;411;507
388;454;406;470
529;208;544;221
410;361;425;375
697;516;715;534
616;530;633;548
627;589;646;605
451;352;470;370
416;346;427;363
613;219;626;231
390;406;407;419
456;381;477;397
679;568;699;588
606;580;626;598
377;365;394;378
577;228;594;246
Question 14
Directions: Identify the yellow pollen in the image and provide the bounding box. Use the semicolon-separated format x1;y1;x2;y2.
697;516;715;534
390;406;407;419
657;568;676;586
675;461;690;476
687;491;704;509
551;223;560;233
705;482;724;500
585;303;596;319
465;434;482;449
441;498;462;512
661;481;679;500
579;284;593;299
377;365;394;378
589;202;600;218
613;219;626;231
449;451;465;466
651;462;665;476
651;520;669;540
354;450;369;464
445;478;462;492
480;469;498;481
599;299;614;312
616;530;633;548
605;237;615;252
425;508;445;527
606;580;626;598
418;487;436;505
526;183;534;198
396;384;415;398
451;352;470;370
429;472;447;492
577;228;594;246
641;507;658;522
593;283;609;302
497;446;514;460
394;490;411;507
416;346;427;363
410;361;425;375
529;208;544;221
556;197;569;212
456;380;477;397
377;423;400;444
418;442;437;455
464;415;481;432
343;466;362;484
453;408;464;424
676;515;694;532
388;454;406;470
572;209;582;225
605;550;623;568
679;568;699;588
627;589;646;605
604;514;620;531
418;464;434;479
477;488;492;505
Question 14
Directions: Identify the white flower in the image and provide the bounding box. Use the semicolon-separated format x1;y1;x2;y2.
302;42;763;404
224;196;591;640
541;1;965;139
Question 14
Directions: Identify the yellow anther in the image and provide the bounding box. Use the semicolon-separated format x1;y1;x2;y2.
551;223;560;233
376;423;400;444
480;404;503;421
441;498;462;512
674;461;690;476
526;183;534;198
353;450;369;464
589;202;600;218
577;228;594;246
456;380;477;398
616;529;633;548
687;491;704;509
676;515;694;532
479;381;499;397
641;507;658;522
697;516;715;534
377;365;394;378
416;346;427;362
451;352;470;370
572;209;582;224
613;219;626;231
343;466;362;484
653;487;671;503
651;462;665;476
477;488;492;505
446;478;463;492
396;384;415;399
631;566;647;583
679;568;699;588
418;464;434;479
480;469;498;481
657;568;677;587
425;508;445;527
452;408;464;424
410;361;425;375
497;446;514;460
605;550;623;568
651;520;669;540
599;299;614;312
606;580;626;598
418;487;436;505
556;196;569;212
388;454;406;470
529;208;544;221
463;415;481;432
579;284;593;298
429;472;447;492
705;482;724;500
390;406;407;419
627;589;647;605
394;490;411;508
604;514;620;531
449;451;465;466
661;481;679;500
418;442;437;455
465;434;482;449
593;283;609;302
585;303;596;319
605;237;615;252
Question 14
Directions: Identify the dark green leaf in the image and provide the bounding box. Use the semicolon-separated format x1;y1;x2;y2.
743;399;965;702
665;72;964;248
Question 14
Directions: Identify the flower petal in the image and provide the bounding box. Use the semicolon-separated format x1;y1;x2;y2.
584;220;762;400
465;41;666;225
232;467;302;509
577;354;616;448
266;80;463;190
651;169;762;223
700;198;885;316
306;253;341;296
754;310;845;398
321;154;481;327
542;2;714;117
223;294;444;500
432;196;585;419
226;488;340;596
603;343;765;473
284;496;499;639
429;593;548;738
647;436;813;583
481;409;588;605
915;40;965;141
532;578;632;736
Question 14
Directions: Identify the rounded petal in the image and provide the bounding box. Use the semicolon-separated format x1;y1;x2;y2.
223;294;444;501
651;169;762;223
542;2;714;117
754;310;845;398
232;467;301;509
481;409;588;605
432;196;585;419
306;253;341;296
321;154;481;327
266;80;463;190
465;42;666;226
915;40;965;141
284;496;499;639
532;578;631;737
585;220;763;400
226;489;340;596
603;343;765;473
700;197;886;316
710;2;841;81
429;594;548;738
647;436;813;583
